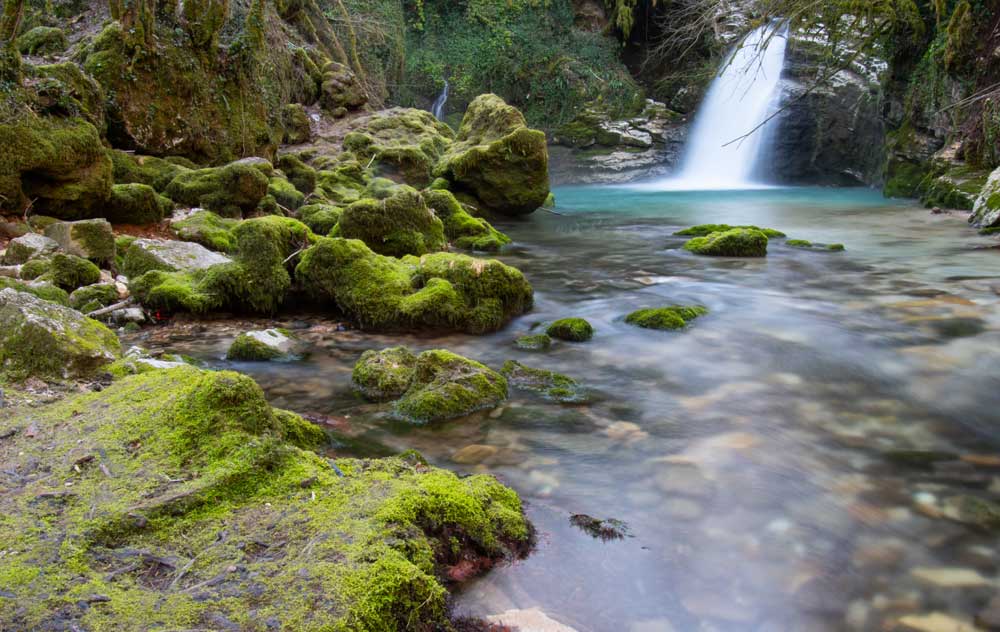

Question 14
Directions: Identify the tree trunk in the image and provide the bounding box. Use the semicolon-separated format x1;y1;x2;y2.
1;0;24;83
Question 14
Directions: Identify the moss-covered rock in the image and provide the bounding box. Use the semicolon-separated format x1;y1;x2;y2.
43;253;101;291
423;189;511;252
674;224;786;238
109;150;192;192
0;287;120;379
170;210;238;252
393;350;508;424
352;346;418;401
682;228;768;257
297;203;342;235
625;305;707;331
69;282;120;314
16;26;67;55
31;62;107;133
163;161;270;217
281;103;312;144
44;218;115;264
267;174;306;210
276;153;317;195
546;317;593;342
333;188;447;257
1;233;58;265
105;183;173;224
320;61;367;113
434;94;550;216
0;365;530;630
514;333;552;351
0;277;69;305
314;162;367;205
343;108;455;187
970;165;1000;228
0;116;113;218
18;257;53;281
786;239;846;251
917;162;989;210
122;238;233;278
501;360;585;402
227;329;301;361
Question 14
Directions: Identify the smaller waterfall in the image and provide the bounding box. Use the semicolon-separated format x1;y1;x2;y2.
431;80;449;120
650;23;788;190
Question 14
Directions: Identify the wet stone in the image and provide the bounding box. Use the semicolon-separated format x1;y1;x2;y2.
910;567;993;588
451;444;497;465
652;461;714;498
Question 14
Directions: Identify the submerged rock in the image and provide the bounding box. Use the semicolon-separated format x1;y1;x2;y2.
569;514;630;540
515;333;553;351
546;317;594;342
0;365;531;631
675;223;785;238
682;228;768;257
501;360;586;402
786;239;846;251
0;288;120;379
227;329;302;362
625;305;707;331
392;350;508;424
352;346;418;401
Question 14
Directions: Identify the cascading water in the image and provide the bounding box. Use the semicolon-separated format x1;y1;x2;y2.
431;80;449;120
652;23;788;190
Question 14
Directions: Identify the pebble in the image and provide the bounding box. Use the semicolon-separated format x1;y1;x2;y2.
652;461;714;498
910;566;993;588
485;607;579;632
451;444;498;465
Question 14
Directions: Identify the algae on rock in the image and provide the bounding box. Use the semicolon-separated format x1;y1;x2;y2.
392;349;509;424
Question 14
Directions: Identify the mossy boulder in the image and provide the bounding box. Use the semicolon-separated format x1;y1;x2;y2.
314;163;367;205
971;166;1000;229
674;224;786;238
105;183;173;224
515;333;552;351
45;218;116;265
343;108;454;187
353;346;418;401
296;238;532;333
0;365;530;630
1;233;58;265
434;94;550;216
0;288;120;379
625;305;707;330
333;188;447;257
163;161;270;217
501;360;586;402
18;258;53;281
297;203;342;235
276;153;317;195
281;103;312;144
17;26;67;55
30;62;107;133
69;282;120;314
170;210;238;252
546;317;593;342
682;228;768;257
392;350;508;424
423;189;511;252
43;253;101;291
0;116;113;218
109;150;191;192
0;277;69;305
122;238;233;278
786;239;845;251
917;163;989;210
227;329;301;361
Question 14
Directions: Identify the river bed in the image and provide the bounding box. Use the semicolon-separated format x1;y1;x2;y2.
127;185;1000;631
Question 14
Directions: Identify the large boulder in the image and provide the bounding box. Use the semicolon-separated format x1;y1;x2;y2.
423;189;511;252
122;238;233;278
333;187;447;257
105;183;173;224
682;228;768;257
170;210;238;252
45;218;116;265
352;346;418;401
0;365;530;631
342;108;454;187
434;94;550;216
392;349;509;424
163;160;270;217
0;288;120;379
109;150;191;191
970;166;1000;229
1;233;59;265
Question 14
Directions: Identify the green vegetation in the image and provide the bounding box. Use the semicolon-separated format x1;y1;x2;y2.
515;333;552;351
675;224;786;238
682;228;769;257
44;252;101;291
171;211;239;253
392;349;508;424
546;317;593;342
353;346;419;401
333;187;447;256
625;305;707;330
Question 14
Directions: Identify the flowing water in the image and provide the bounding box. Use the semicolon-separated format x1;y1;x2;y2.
652;24;788;190
432;79;450;120
128;186;1000;631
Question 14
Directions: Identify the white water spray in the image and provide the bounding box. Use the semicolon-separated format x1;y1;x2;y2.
650;23;788;190
431;80;449;120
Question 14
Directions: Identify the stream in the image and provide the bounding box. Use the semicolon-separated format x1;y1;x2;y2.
127;185;1000;631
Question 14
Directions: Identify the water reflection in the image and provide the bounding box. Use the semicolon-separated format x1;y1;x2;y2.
128;187;1000;631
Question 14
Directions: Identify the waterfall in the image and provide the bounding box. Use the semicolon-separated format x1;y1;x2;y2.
431;80;449;120
653;23;788;190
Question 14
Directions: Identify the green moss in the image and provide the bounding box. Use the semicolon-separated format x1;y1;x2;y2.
501;360;585;402
883;160;928;199
0;366;529;630
625;305;707;331
333;188;447;257
69;283;119;313
787;239;846;252
352;346;418;401
171;210;238;253
546;317;593;342
163;162;270;217
19;257;52;280
109;150;191;192
423;189;511;252
297;203;343;235
314;163;367;205
226;330;298;361
129;269;217;313
342;109;455;187
0;277;69;305
392;350;508;424
276;153;317;195
267;174;306;210
786;239;812;247
281;104;312;145
17;26;67;55
43;253;101;291
674;224;785;238
106;183;172;224
683;228;768;257
514;333;552;351
44;219;116;264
